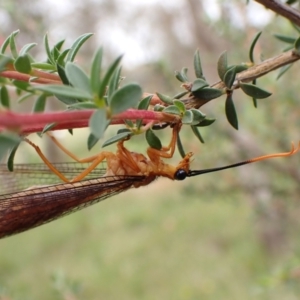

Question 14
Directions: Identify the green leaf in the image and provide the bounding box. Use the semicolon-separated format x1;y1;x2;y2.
66;33;93;62
124;119;134;128
191;125;205;143
32;94;47;113
0;133;21;162
162;105;181;115
190;108;206;124
0;86;10;108
57;64;69;84
17;93;32;103
14;55;32;74
68;102;98;110
90;48;103;95
9;30;20;59
191;78;209;92
192;87;224;100
176;132;186;158
65;62;92;94
0;34;12;54
175;70;186;83
89;108;108;139
0;54;13;71
57;49;70;66
173;100;186;113
223;66;236;89
240;83;272;99
12;80;31;92
194;49;204;79
294;36;300;54
42;123;57;134
136;95;152;129
225;93;238;130
252;79;257;108
7;142;20;171
102;131;133;148
145;129;162;150
107;66;122;103
173;91;189;99
34;85;93;100
217;50;228;80
87;133;100;151
138;95;152;110
194;118;216;127
30;63;56;71
182;110;193;124
180;67;189;82
44;33;55;65
156;92;173;105
109;83;142;115
19;43;37;56
274;34;296;44
98;54;123;100
249;31;262;63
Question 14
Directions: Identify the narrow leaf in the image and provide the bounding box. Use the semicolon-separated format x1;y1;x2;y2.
0;133;21;162
66;33;93;62
87;133;100;151
107;66;122;103
294;36;300;54
194;118;216;127
7;142;20;171
145;129;162;150
65;62;92;94
30;63;56;71
136;95;152;129
192;87;224;101
240;83;272;99
225;94;238;130
110;83;142;115
0;86;10;108
34;85;93;100
274;34;296;44
90;48;103;95
89;108;108;139
191;125;205;143
223;66;236;89
14;55;32;74
9;30;20;59
32;94;47;112
156;92;173;105
190;108;206;124
182;110;193;124
44;33;55;65
162;105;181;115
191;78;209;92
102;132;133;148
194;49;204;79
19;43;37;56
175;70;186;83
249;31;262;63
217;50;228;80
98;55;123;100
173;100;186;113
176;132;186;158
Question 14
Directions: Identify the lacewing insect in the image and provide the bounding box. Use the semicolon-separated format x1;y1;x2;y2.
0;124;299;239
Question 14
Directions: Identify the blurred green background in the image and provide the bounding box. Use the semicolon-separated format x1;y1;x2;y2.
0;0;300;299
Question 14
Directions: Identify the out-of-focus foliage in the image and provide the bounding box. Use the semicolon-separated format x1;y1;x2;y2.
0;0;300;299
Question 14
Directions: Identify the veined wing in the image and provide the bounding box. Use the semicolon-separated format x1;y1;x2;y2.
0;161;107;195
0;173;145;238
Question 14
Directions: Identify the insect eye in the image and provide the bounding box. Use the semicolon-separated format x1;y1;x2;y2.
175;169;187;181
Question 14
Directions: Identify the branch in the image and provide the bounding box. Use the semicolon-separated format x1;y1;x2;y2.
182;49;300;109
255;0;300;27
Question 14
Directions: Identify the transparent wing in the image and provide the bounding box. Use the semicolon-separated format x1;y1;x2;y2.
0;161;107;194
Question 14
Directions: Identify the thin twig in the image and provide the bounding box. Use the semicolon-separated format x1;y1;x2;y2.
255;0;300;27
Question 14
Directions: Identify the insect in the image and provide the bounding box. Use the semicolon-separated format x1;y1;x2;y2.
0;123;299;238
